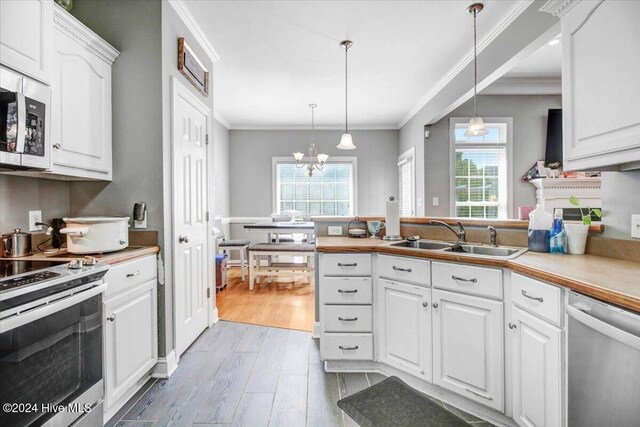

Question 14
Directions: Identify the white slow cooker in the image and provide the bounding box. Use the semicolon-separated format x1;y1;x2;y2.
61;217;130;254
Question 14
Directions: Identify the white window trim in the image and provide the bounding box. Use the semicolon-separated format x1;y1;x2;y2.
398;147;416;217
271;156;358;216
449;117;514;219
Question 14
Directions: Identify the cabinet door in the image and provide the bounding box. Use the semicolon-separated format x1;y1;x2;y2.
0;0;52;83
51;25;112;179
377;279;431;381
562;0;640;170
432;289;504;411
104;280;158;409
512;307;562;427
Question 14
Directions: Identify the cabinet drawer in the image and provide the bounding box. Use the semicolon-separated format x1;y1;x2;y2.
323;305;372;332
377;255;430;286
321;333;373;360
320;253;371;276
105;254;157;299
320;277;372;305
512;273;562;326
432;261;502;299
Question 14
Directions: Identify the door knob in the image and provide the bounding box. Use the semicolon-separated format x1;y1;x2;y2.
178;235;189;243
508;323;517;329
53;143;61;149
422;302;428;307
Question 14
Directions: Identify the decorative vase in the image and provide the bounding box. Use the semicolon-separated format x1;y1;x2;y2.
55;0;73;11
565;223;589;254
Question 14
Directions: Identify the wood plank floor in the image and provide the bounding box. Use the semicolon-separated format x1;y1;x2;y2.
216;267;315;332
107;321;494;427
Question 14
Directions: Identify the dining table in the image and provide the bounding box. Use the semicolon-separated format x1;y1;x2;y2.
243;221;315;243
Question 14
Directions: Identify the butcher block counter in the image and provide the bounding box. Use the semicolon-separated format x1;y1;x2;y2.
0;245;160;265
316;236;640;312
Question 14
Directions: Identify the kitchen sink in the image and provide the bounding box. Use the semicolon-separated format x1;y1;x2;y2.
387;239;526;259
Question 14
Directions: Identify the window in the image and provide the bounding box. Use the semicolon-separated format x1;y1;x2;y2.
273;158;356;216
450;118;512;219
398;148;415;216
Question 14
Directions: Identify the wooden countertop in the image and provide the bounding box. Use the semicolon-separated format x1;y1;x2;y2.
316;237;640;312
1;246;160;265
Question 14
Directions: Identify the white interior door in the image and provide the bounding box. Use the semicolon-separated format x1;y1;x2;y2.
172;77;210;356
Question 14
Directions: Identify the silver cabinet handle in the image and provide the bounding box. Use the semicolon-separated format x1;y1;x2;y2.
422;302;428;308
432;303;438;308
53;143;61;149
508;323;517;329
106;315;116;322
126;270;141;278
465;388;493;401
338;289;358;294
339;345;359;351
521;290;543;303
338;317;358;322
393;266;412;273
119;240;127;245
337;263;357;267
178;235;189;243
452;275;477;283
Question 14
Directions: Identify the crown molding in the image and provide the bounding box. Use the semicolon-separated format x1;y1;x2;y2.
53;4;120;64
540;0;579;17
481;76;562;95
228;124;399;131
397;0;534;128
168;0;220;63
213;110;231;129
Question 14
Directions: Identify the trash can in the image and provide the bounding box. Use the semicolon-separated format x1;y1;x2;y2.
215;253;228;291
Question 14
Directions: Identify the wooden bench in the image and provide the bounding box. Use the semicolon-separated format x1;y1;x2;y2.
247;243;315;290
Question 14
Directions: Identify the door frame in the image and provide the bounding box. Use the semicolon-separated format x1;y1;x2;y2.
170;76;216;359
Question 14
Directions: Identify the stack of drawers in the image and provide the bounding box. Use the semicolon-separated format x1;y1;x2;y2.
319;253;373;360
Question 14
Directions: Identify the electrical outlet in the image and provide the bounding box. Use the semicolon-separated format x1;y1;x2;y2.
29;210;42;232
328;226;343;236
432;197;439;207
632;214;640;239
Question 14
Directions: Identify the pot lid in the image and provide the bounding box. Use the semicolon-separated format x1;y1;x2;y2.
63;216;130;223
2;228;31;237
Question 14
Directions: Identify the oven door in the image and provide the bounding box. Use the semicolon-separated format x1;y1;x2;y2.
0;283;105;427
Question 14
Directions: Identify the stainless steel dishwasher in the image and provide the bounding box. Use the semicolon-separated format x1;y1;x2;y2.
567;292;640;427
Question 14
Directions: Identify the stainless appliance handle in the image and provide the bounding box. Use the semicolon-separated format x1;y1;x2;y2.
567;304;640;351
15;92;26;153
0;282;106;333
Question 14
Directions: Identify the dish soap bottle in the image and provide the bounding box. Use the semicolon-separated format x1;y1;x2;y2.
528;204;553;253
549;208;567;254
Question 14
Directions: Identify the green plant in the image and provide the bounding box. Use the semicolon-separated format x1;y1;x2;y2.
569;196;602;225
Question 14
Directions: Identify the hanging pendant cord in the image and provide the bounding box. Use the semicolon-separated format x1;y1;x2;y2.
345;46;349;133
473;9;478;117
311;106;315;142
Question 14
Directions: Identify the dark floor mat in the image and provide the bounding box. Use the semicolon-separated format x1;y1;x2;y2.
337;376;468;427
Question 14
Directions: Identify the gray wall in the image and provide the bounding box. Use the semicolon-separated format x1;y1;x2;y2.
411;95;561;217
0;176;69;232
229;129;399;217
213;119;231;218
601;170;640;240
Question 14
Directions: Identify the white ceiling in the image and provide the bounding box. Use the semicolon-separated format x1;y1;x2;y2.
183;0;519;129
505;38;562;78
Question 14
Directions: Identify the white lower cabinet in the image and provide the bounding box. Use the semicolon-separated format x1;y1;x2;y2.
432;288;504;411
511;307;563;427
377;278;432;381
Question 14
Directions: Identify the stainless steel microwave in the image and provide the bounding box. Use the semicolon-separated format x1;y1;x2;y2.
0;66;51;170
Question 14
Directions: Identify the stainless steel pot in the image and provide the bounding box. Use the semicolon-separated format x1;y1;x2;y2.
1;228;33;257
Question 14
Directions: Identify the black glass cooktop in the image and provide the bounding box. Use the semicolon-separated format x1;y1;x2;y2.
0;260;68;280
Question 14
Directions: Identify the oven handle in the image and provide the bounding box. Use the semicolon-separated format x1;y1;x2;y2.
567;304;640;351
0;282;106;333
15;92;26;153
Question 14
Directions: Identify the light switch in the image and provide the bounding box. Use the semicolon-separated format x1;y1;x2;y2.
632;214;640;239
328;226;343;236
432;197;439;207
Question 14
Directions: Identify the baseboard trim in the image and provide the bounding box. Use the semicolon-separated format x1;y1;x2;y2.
152;350;178;379
211;307;220;325
312;322;321;339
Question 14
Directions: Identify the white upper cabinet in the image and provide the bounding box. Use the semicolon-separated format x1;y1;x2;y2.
432;289;504;412
549;0;640;170
0;0;53;83
50;5;119;180
377;279;432;382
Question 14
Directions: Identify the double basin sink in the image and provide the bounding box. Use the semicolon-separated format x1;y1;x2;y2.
387;239;526;259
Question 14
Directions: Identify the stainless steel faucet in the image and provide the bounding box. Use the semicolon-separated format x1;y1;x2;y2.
429;220;466;243
487;226;498;247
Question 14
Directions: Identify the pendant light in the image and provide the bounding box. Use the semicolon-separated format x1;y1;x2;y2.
337;40;356;149
465;3;489;137
293;104;328;177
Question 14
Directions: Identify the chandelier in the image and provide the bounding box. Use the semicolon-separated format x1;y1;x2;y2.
293;104;329;177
